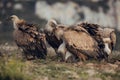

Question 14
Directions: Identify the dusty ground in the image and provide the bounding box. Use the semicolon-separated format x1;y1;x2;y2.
0;43;120;80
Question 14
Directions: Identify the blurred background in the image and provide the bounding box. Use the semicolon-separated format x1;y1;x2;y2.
0;0;120;51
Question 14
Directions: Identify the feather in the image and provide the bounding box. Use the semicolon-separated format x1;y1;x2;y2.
63;29;101;60
11;15;47;59
44;20;64;53
78;22;116;56
53;24;105;61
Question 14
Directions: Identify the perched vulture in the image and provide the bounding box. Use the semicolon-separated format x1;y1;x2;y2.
44;20;65;53
78;23;116;56
53;22;106;62
10;15;47;59
44;20;76;62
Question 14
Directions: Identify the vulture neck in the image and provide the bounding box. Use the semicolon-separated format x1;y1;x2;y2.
13;18;20;30
55;29;64;40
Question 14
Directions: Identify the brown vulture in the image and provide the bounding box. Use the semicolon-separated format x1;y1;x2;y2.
44;20;66;53
78;23;116;56
10;15;47;59
54;24;106;61
44;20;76;62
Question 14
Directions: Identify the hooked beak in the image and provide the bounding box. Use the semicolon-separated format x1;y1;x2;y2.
6;16;12;21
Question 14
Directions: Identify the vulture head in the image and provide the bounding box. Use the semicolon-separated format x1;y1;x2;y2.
101;28;116;55
10;15;21;30
45;19;57;33
10;15;20;22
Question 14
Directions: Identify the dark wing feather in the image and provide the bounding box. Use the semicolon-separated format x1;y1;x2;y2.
78;23;100;35
14;22;47;59
78;23;105;50
44;29;63;49
63;29;102;60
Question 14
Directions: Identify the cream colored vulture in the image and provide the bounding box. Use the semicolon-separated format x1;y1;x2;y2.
10;15;47;59
78;23;116;56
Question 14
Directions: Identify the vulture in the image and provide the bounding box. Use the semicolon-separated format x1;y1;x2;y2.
78;23;116;56
44;20;76;62
44;20;65;53
44;20;116;62
50;21;105;62
10;15;47;59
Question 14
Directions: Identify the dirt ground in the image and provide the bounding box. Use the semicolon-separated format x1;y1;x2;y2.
0;44;120;80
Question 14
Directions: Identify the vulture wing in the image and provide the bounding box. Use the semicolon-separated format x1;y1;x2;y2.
76;23;105;50
13;21;47;59
78;23;116;56
63;29;101;61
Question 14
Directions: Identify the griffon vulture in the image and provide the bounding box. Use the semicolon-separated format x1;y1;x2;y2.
54;23;106;62
78;23;116;56
44;20;65;53
10;15;47;59
44;20;76;62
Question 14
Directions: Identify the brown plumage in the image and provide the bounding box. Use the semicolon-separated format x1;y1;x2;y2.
77;23;104;48
44;20;66;53
44;20;77;62
45;21;110;61
78;23;116;55
54;24;106;61
99;28;116;50
10;15;47;59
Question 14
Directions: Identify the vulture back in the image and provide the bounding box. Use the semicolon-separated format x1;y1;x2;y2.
63;28;102;60
78;23;116;56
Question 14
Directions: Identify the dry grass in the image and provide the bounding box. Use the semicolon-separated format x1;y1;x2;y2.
0;44;120;80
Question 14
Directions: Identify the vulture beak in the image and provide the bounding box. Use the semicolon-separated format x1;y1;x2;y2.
6;16;13;21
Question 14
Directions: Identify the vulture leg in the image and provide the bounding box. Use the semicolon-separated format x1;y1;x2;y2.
77;52;88;61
